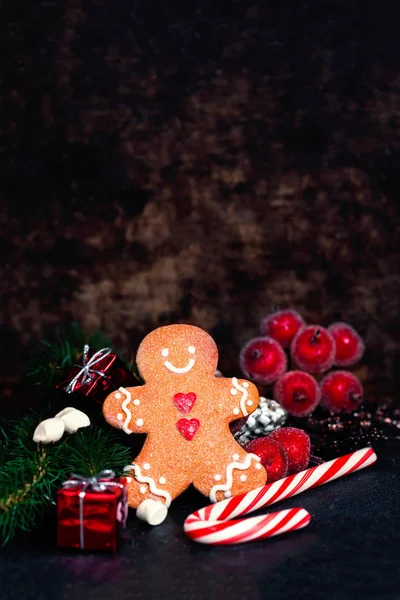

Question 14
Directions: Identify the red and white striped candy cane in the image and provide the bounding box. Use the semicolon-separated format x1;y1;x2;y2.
184;447;377;545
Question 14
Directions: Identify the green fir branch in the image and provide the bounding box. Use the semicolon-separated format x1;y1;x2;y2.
59;427;132;478
0;411;133;547
0;446;56;544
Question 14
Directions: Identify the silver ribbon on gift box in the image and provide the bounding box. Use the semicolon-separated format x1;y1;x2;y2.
62;469;128;549
64;345;112;394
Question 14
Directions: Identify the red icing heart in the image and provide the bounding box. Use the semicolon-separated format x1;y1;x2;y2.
176;418;200;441
173;392;197;414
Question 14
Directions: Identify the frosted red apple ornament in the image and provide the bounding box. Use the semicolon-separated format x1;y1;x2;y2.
291;325;336;374
274;371;320;417
328;322;365;367
240;337;287;384
243;438;288;482
320;371;364;413
242;427;312;480
268;427;311;474
260;309;305;348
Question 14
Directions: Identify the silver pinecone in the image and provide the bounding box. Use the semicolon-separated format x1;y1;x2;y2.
234;397;287;445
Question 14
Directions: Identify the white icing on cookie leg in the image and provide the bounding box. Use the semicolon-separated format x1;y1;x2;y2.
136;499;168;526
231;377;250;417
209;453;261;503
124;464;172;507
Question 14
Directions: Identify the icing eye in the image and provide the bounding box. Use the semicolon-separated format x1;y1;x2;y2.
161;348;169;357
188;346;196;354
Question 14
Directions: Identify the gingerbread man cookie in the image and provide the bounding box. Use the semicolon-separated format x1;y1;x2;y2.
103;325;267;525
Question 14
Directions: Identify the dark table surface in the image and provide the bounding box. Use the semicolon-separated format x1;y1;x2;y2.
1;440;399;600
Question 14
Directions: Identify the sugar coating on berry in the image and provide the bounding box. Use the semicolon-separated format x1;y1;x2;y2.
274;370;320;417
244;437;288;482
240;337;287;384
328;322;365;367
260;310;305;348
291;325;335;374
320;370;364;414
269;427;311;475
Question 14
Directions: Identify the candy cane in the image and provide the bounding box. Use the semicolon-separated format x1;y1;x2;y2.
184;447;377;545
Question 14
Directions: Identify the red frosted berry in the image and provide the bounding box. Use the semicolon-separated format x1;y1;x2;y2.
229;416;247;436
240;337;287;384
328;322;365;367
269;427;311;475
274;370;320;417
291;325;335;373
244;438;288;482
260;309;305;348
320;370;363;413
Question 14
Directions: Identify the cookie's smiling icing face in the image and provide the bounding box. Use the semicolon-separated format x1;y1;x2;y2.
162;345;196;374
136;324;218;381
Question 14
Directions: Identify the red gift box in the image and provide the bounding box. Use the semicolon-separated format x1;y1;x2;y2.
57;471;128;552
58;346;136;404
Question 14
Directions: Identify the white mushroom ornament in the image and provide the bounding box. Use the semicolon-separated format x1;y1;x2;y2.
32;407;90;444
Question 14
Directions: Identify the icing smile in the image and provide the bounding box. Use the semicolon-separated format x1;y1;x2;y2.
162;345;196;374
164;358;195;374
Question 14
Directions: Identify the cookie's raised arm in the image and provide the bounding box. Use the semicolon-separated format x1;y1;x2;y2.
103;385;153;434
221;376;260;421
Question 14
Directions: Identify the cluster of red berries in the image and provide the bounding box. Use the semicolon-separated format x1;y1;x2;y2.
240;310;365;416
244;427;311;482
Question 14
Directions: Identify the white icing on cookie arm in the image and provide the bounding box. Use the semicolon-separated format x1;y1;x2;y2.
102;386;149;434
230;378;259;418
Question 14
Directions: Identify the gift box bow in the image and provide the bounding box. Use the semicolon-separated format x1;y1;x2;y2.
62;469;128;549
64;345;112;393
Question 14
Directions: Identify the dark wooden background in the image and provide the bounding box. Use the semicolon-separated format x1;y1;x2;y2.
1;0;399;408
